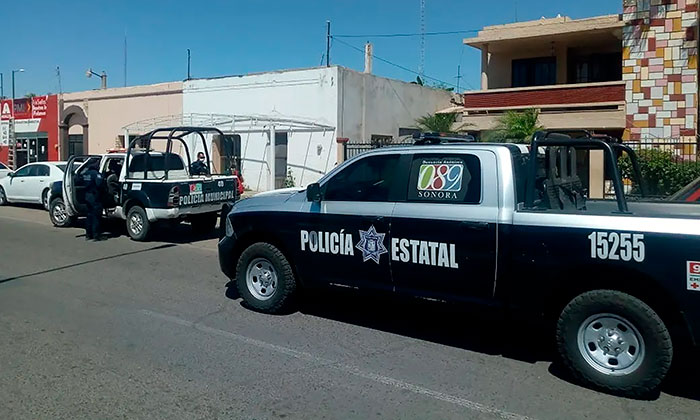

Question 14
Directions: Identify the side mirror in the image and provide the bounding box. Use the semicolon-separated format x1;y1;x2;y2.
7;172;14;178
306;183;322;202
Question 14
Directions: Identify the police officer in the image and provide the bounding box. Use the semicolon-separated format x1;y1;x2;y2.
190;152;209;175
83;162;104;240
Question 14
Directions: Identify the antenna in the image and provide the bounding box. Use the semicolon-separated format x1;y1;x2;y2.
187;49;191;80
419;0;426;80
514;0;518;22
56;66;62;95
124;30;128;87
455;64;462;92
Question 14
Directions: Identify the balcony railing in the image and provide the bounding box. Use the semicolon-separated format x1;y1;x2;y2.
463;81;625;111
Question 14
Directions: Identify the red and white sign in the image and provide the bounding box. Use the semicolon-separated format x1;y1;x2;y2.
0;96;49;120
687;261;700;291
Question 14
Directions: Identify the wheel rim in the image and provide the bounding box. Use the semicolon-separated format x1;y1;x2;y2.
246;257;278;301
577;313;645;376
129;212;144;235
52;201;67;223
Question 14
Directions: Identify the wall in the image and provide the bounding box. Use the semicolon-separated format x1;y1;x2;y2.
183;67;340;191
62;82;183;154
337;67;453;142
622;0;699;140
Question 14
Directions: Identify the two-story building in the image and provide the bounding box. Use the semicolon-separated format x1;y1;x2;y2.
457;0;698;143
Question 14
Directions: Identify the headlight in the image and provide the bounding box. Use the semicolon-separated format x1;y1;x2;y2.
225;215;234;237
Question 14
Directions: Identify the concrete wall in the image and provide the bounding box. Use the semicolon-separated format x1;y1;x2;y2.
337;67;453;141
62;82;183;154
183;67;340;191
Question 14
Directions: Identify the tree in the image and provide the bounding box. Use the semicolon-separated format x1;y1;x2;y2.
415;112;458;134
490;108;544;143
24;93;37;98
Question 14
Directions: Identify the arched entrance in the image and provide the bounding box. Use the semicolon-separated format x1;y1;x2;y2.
59;105;89;159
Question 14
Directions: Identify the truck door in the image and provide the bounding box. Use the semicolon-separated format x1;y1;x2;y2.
64;155;101;216
294;152;409;291
390;151;499;300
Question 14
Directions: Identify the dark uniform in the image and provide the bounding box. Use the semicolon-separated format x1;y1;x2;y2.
83;166;104;240
190;158;209;175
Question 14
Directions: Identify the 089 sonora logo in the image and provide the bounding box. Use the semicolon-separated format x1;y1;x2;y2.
417;163;463;191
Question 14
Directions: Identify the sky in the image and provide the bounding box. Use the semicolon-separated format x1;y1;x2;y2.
1;0;621;97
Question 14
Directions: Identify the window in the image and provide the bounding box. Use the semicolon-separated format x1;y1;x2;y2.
13;165;32;177
0;162;7;170
31;165;50;177
56;164;67;173
323;154;402;202
512;57;556;88
568;52;622;84
407;154;481;204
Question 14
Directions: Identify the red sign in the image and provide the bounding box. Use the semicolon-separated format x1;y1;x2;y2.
0;96;50;120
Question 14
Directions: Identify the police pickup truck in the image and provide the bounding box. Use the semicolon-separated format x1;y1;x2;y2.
50;127;239;240
218;131;700;397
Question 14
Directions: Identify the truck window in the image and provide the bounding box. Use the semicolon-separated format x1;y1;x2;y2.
407;154;481;204
323;154;401;202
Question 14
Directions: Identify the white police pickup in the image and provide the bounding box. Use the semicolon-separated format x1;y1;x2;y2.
218;132;700;397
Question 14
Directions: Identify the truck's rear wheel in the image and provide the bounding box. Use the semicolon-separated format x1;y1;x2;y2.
0;186;7;206
126;206;151;241
557;290;672;397
191;213;217;234
235;242;297;314
49;198;74;227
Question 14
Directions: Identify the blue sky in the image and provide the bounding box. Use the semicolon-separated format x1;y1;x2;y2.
1;0;620;97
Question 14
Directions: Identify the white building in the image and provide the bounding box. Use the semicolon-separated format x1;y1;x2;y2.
182;66;453;191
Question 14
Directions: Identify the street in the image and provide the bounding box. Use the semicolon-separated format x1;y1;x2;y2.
1;205;699;420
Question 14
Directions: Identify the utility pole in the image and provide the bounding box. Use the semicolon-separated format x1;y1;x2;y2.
10;69;24;169
187;49;191;80
0;72;3;99
124;32;128;87
456;64;462;92
326;21;331;67
419;0;426;80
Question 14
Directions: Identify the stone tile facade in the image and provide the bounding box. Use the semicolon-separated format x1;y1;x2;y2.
623;0;698;141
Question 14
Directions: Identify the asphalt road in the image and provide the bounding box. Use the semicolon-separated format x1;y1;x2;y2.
1;205;700;420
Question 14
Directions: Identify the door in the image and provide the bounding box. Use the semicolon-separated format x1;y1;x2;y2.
23;164;50;204
295;153;409;291
275;132;288;189
4;164;33;201
64;155;101;215
391;151;499;300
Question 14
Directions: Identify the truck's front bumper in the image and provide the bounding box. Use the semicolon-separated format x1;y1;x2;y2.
218;235;237;280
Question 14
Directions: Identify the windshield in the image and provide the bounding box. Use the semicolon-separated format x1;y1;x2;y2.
0;162;7;170
56;164;67;172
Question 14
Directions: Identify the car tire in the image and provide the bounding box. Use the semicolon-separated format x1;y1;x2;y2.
0;186;6;206
557;290;673;398
126;206;151;241
49;197;74;227
235;242;297;314
191;213;217;233
42;189;50;210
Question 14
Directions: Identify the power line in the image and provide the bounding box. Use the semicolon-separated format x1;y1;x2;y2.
332;36;462;90
333;29;478;38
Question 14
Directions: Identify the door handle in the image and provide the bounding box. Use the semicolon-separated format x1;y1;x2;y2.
461;221;489;231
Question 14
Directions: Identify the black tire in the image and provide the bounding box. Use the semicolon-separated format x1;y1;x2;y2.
49;197;74;227
557;290;672;398
235;242;297;314
42;189;50;210
0;186;6;206
126;206;151;241
191;213;217;233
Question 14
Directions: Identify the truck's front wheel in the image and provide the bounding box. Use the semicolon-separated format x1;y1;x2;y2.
557;290;672;398
126;206;151;241
235;242;297;314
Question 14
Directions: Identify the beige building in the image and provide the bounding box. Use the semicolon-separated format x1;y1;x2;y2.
458;15;627;137
59;82;183;159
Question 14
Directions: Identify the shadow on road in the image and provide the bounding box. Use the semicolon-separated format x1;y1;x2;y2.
65;218;222;244
225;285;700;402
0;244;176;284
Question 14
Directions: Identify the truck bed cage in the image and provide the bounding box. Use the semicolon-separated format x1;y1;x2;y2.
412;132;476;145
128;126;228;180
524;130;645;214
